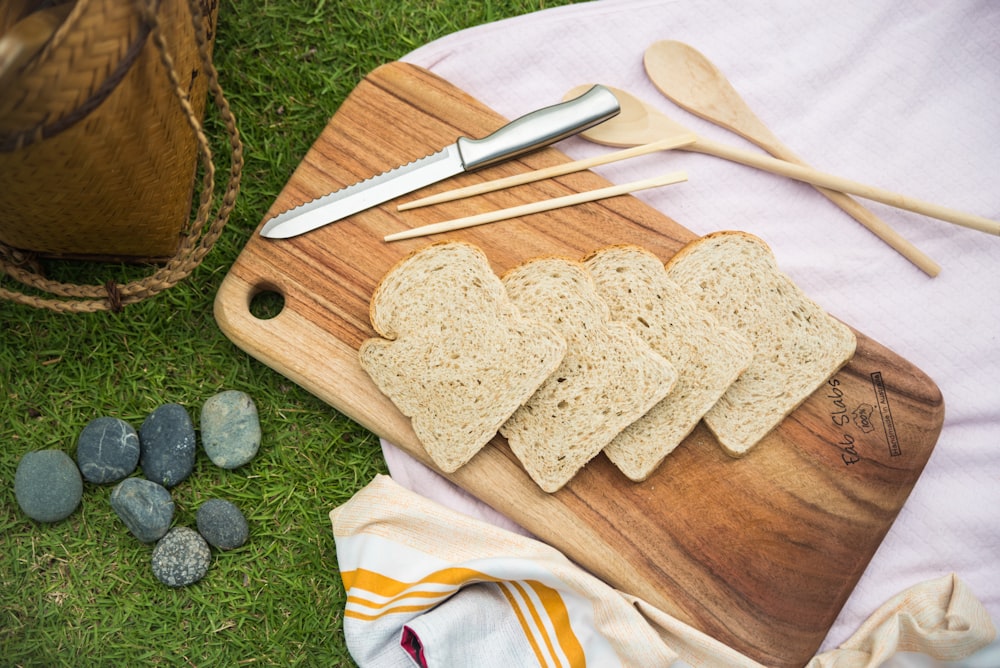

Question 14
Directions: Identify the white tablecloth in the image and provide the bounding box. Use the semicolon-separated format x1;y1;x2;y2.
380;0;998;657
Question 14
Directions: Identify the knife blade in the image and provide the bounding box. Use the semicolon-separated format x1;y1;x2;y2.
258;85;620;239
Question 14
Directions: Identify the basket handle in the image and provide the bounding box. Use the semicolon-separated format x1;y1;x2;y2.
0;0;244;313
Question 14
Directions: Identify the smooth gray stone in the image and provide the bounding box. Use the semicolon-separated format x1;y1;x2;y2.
196;499;249;550
14;449;83;523
110;478;174;543
151;527;211;587
200;390;261;470
139;403;196;488
76;416;140;484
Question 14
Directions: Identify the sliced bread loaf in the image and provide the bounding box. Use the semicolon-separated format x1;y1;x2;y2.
665;231;857;456
359;242;567;473
584;245;753;480
499;257;678;492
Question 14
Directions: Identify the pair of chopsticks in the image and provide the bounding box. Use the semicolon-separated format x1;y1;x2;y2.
383;134;696;242
387;133;1000;264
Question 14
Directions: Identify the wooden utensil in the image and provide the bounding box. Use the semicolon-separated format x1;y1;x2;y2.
387;170;687;241
643;40;924;265
215;62;943;667
642;43;948;279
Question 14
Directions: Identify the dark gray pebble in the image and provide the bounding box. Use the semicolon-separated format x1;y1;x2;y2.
200;390;261;470
76;416;140;484
110;478;175;543
151;527;211;587
14;450;83;523
196;499;249;550
139;403;196;488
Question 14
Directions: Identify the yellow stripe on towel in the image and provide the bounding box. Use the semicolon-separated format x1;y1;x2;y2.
342;566;585;666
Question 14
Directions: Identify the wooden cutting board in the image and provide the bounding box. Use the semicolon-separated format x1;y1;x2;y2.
214;62;943;667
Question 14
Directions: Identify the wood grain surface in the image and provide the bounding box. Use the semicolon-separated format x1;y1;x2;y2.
214;62;943;667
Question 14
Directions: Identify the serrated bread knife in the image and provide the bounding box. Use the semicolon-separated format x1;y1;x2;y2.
258;85;620;239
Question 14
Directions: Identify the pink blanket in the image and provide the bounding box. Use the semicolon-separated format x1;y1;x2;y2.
379;0;999;654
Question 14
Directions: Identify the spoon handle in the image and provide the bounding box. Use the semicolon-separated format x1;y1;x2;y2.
701;128;944;276
689;136;1000;273
693;139;999;235
734;132;942;264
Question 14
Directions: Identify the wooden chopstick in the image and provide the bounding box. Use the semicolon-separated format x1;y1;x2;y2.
385;171;688;242
397;134;697;211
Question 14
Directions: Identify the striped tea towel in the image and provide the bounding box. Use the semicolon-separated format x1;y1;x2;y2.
331;475;994;667
331;476;680;667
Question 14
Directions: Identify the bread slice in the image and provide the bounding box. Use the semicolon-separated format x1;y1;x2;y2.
359;242;567;473
584;245;753;480
499;257;678;492
665;231;857;455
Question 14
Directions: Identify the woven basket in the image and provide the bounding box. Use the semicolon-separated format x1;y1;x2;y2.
0;0;243;312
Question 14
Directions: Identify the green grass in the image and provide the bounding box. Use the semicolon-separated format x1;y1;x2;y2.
0;1;581;664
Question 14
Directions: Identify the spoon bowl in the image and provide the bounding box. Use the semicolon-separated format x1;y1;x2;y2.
564;84;692;147
643;40;785;152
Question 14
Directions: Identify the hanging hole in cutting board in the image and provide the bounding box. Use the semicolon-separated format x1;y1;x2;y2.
248;284;285;320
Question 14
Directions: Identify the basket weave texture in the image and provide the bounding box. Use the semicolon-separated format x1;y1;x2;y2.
0;0;243;312
2;0;216;258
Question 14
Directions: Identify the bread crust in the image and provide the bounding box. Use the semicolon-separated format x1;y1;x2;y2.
665;231;857;455
359;242;567;473
359;233;856;484
499;256;677;492
586;244;753;479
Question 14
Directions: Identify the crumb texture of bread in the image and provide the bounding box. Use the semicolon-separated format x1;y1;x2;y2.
359;242;566;473
585;245;753;480
499;257;677;492
665;232;857;455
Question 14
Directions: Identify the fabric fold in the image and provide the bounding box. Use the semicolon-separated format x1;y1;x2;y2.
392;0;1000;652
808;574;996;668
331;475;994;667
331;475;679;667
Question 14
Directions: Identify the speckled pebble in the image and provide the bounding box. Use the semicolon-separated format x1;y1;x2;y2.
200;390;261;470
151;527;211;587
110;478;175;543
14;450;83;523
139;404;196;488
76;416;140;484
196;499;249;550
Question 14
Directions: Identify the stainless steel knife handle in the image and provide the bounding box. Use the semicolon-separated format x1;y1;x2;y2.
455;85;620;171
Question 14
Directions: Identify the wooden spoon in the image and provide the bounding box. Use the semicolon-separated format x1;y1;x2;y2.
565;84;996;275
645;41;809;161
643;41;985;275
